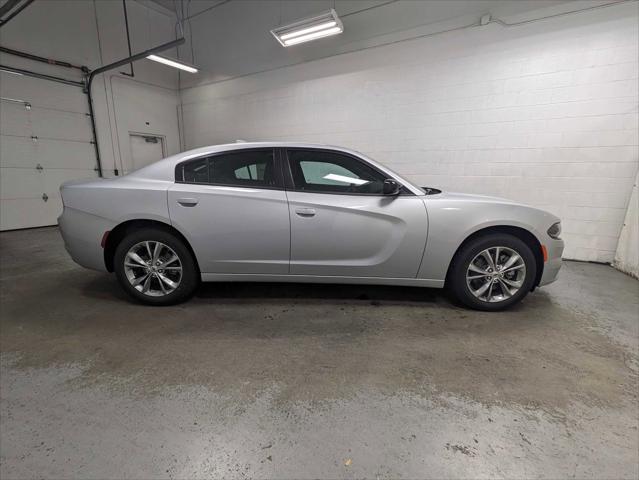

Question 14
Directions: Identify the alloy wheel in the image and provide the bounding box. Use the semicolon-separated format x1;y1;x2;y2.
123;241;183;297
466;246;526;303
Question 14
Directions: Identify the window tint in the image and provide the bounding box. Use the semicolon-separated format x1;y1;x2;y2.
182;157;209;183
287;149;386;194
178;150;276;187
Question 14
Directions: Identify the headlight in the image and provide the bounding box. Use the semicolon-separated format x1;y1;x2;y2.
547;222;561;239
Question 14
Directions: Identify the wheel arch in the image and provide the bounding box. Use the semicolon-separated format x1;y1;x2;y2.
445;225;544;289
104;219;200;274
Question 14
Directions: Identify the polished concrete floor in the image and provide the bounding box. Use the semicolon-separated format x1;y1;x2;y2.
1;227;637;479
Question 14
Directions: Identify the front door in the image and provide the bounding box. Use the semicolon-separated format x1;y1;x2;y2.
284;148;428;278
168;148;290;274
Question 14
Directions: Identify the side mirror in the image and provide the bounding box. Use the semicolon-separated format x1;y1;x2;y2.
383;179;401;196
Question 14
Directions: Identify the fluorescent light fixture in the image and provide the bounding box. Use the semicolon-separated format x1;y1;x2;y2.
323;173;369;185
280;20;337;40
146;54;198;73
283;27;343;46
271;9;343;47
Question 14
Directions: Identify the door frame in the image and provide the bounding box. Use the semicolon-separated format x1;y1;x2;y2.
168;147;290;275
173;147;286;190
127;132;166;172
278;147;415;196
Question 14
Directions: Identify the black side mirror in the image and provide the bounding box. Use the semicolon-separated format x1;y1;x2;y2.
383;179;401;196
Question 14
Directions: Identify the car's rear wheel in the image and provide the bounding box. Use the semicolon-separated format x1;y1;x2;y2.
114;228;199;305
448;233;536;311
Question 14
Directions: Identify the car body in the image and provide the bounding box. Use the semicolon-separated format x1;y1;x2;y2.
58;142;563;309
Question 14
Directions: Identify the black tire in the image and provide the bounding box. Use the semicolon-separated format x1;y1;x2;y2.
447;233;537;311
114;228;199;305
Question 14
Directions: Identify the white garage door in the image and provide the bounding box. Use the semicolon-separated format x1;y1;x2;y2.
0;70;98;231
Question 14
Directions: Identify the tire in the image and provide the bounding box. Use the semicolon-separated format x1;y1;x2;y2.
447;233;537;311
114;227;199;305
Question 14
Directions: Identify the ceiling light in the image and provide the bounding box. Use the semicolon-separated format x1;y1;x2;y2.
283;27;343;46
280;21;337;40
271;9;343;47
146;54;198;73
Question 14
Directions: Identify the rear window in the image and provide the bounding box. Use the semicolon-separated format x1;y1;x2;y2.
177;150;276;188
182;158;209;183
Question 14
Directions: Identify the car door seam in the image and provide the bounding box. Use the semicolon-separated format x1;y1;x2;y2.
415;198;430;279
284;188;292;274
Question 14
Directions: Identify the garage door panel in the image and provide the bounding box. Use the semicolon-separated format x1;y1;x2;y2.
0;102;32;136
0;167;43;199
39;192;64;227
0;135;36;168
0;197;58;230
35;139;95;170
43;168;97;193
1;67;93;231
2;137;95;169
0;71;87;113
31;109;92;142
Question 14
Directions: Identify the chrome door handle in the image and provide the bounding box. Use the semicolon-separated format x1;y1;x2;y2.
177;197;198;207
295;207;316;217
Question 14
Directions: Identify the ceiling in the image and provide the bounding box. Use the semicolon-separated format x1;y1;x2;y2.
147;0;587;87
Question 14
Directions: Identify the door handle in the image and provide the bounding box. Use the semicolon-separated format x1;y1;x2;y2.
177;197;198;207
295;207;316;217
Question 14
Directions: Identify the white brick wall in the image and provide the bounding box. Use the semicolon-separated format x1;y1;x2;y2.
181;2;639;263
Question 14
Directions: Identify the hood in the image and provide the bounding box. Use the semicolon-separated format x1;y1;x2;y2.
431;191;525;206
425;190;561;225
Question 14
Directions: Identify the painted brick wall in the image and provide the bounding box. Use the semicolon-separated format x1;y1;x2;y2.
181;2;639;262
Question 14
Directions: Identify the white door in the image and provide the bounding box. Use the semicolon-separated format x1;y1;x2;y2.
127;134;165;173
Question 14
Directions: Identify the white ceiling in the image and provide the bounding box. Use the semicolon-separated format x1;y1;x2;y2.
147;0;591;87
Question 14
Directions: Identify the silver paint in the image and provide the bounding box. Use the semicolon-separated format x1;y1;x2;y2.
58;142;564;289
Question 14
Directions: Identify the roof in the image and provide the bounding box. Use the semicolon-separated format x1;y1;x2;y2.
128;142;363;181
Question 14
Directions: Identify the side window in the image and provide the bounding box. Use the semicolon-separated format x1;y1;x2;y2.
287;149;386;194
181;157;209;183
177;150;277;187
210;150;275;187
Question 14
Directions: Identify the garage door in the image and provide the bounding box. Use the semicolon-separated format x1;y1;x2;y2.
0;70;98;231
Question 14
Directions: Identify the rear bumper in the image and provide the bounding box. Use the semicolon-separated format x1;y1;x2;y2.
539;238;564;287
58;207;112;272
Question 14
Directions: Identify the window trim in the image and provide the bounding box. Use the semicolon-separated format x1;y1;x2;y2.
174;148;285;190
282;147;413;196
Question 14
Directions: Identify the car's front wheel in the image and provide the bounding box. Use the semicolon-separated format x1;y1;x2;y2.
114;228;199;305
448;233;537;311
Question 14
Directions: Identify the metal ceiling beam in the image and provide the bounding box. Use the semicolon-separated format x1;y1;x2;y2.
0;0;22;17
0;0;35;28
0;64;84;88
87;37;184;82
0;46;87;71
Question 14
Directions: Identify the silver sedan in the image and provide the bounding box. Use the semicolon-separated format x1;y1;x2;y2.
58;142;563;310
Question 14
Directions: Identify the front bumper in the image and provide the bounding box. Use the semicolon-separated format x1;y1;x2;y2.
538;238;564;287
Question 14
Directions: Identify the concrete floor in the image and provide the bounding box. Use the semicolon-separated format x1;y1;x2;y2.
0;227;637;479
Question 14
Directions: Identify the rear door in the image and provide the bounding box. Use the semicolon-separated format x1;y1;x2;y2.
168;148;290;274
284;148;428;278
